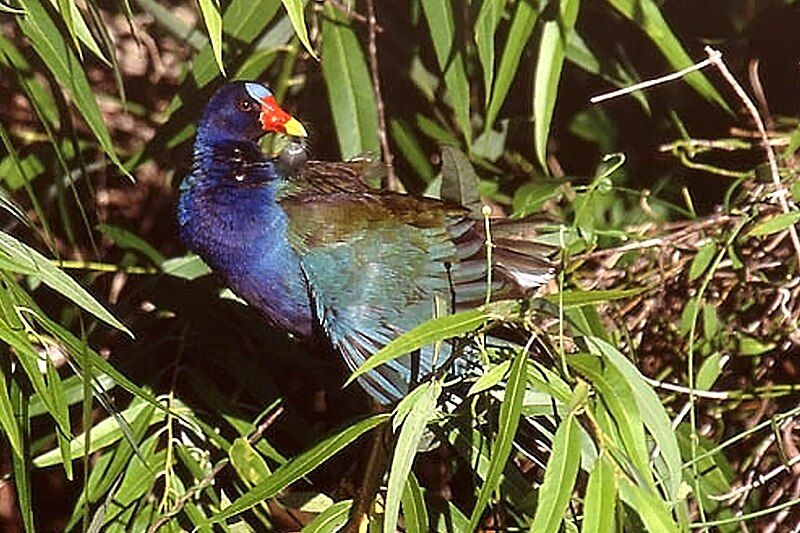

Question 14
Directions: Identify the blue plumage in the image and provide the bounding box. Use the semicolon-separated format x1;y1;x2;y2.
178;81;555;405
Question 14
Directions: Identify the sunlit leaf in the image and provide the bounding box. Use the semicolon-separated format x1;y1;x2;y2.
582;453;617;533
486;0;538;131
280;0;317;58
474;0;505;104
197;0;225;74
528;411;582;533
384;382;439;533
321;5;380;160
533;0;581;169
17;0;126;174
605;0;729;111
346;300;518;386
468;348;527;530
420;0;472;143
301;499;352;533
205;414;389;524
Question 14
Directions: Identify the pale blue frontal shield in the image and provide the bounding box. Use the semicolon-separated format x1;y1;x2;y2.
245;82;272;102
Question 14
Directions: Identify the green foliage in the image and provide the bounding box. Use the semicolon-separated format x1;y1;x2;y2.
0;0;797;531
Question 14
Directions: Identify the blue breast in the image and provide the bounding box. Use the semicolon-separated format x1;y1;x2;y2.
178;171;315;340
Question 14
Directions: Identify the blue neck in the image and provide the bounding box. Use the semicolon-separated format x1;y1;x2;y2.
178;136;315;339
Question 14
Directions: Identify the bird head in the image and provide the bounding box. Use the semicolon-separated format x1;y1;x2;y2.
197;81;307;143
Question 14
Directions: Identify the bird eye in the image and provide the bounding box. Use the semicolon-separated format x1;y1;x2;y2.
236;99;254;112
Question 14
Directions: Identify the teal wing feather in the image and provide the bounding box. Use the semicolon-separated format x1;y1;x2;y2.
282;188;463;403
278;161;556;404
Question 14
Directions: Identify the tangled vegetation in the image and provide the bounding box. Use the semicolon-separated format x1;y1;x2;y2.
1;0;800;531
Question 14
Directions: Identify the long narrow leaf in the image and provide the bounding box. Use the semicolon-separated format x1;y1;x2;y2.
18;0;126;173
281;0;316;58
321;5;380;160
420;0;472;143
468;347;527;530
485;0;538;130
533;0;581;169
197;0;224;74
474;0;505;104
528;413;582;533
346;300;517;386
605;0;728;111
581;453;617;533
205;414;389;525
0;230;130;335
384;382;439;533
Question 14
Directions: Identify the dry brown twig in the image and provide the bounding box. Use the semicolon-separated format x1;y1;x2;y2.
703;46;800;272
590;48;800;272
364;0;397;191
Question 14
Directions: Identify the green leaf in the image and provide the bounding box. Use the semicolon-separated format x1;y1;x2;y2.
52;0;111;65
468;360;510;396
205;414;389;525
605;0;729;111
533;0;581;169
161;254;212;280
345;300;517;386
746;211;800;237
17;0;126;174
618;478;679;533
485;0;539;130
281;0;317;58
197;0;224;75
586;337;683;501
440;146;481;215
389;118;434;182
301;499;352;533
528;413;582;533
468;347;527;530
474;0;505;104
689;242;717;281
10;378;34;533
34;400;163;467
420;0;472;143
696;353;725;391
544;286;649;308
0;230;130;335
321;5;380;160
570;354;652;488
230;437;272;486
0;368;22;458
384;382;439;533
581;453;617;533
401;474;428;533
97;224;165;265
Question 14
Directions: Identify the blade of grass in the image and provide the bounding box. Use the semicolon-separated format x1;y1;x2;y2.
204;414;389;525
528;412;582;533
346;300;518;386
280;0;317;58
474;0;505;105
581;453;617;533
384;382;440;533
197;0;224;74
401;473;429;533
301;499;352;533
18;0;127;174
533;0;581;169
0;230;131;335
485;0;539;131
468;347;527;530
10;374;34;533
321;5;380;160
605;0;729;111
420;0;472;143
